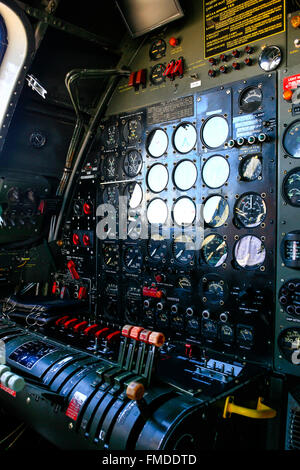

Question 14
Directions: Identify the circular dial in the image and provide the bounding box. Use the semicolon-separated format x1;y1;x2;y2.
220;324;234;343
149;39;167;60
147;198;168;225
173;197;196;226
202;234;228;267
173;159;197;191
102;243;119;268
124;245;142;271
258;45;281;72
239;87;263;113
173;123;197;154
240;154;262;181
103;185;119;206
147;234;168;262
150;64;166;85
283;168;300;206
203;279;225;304
283;121;300;158
123;118;142;143
172;234;195;264
202;155;230;188
147;163;169;193
73;200;83;216
103;123;119;148
125;282;141;323
203;195;229;228
104;154;117;180
104;278;118;296
29;131;46;148
234;235;266;269
146;128;168;158
235;193;266;228
201;115;229;148
123;150;143;177
124;182;143;209
278;328;300;363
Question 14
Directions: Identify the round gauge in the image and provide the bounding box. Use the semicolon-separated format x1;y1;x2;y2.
278;328;300;363
124;245;142;271
149;39;167;60
123;118;142;143
173;197;196;226
283;120;300;158
201;234;228;267
29;130;46;148
201;115;229;148
123;150;142;177
146;128;168;158
172;234;195;264
147;235;168;262
281;231;300;269
258;45;281;72
176;276;192;290
147;163;169;193
73;200;83;216
125;282;141;323
234;235;266;269
240;154;262;181
103;185;119;207
102;243;119;268
150;64;166;86
234;193;266;228
220;324;234;343
173;159;197;191
173;123;197;154
124;182;143;209
239;87;263;113
237;326;254;346
283;168;300;206
203;195;229;228
104;278;118;296
25;189;36;204
147;198;168;225
202;155;230;188
203;279;226;304
104;154;117;180
7;187;20;203
103;123;119;148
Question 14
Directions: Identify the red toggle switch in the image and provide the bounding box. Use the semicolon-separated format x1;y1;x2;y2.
163;60;176;79
128;71;137;87
38;200;45;215
82;234;90;246
95;327;110;339
64;318;79;329
67;260;80;280
143;286;163;299
106;331;121;343
55;315;69;326
173;57;184;77
73;321;88;333
185;343;193;358
83;324;99;336
83;202;92;215
52;281;58;294
135;69;147;88
78;286;87;300
72;233;80;246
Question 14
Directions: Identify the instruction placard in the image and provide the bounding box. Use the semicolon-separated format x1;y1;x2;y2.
204;0;285;58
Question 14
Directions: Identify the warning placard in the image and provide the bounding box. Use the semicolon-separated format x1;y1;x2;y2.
204;0;285;58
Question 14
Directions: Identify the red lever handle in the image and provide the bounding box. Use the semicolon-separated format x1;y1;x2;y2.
67;260;80;280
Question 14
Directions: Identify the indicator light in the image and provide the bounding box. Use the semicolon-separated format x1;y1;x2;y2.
169;37;178;47
291;15;300;28
72;233;80;245
283;89;293;101
83;202;92;215
82;234;90;246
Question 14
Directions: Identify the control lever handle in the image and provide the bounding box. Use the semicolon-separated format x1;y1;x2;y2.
223;396;277;419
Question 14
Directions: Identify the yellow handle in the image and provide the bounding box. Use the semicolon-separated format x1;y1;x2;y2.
223;396;277;419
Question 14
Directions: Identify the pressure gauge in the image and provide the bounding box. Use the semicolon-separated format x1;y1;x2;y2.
258;45;282;72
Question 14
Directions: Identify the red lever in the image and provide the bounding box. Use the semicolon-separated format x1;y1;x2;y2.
64;318;79;329
78;286;87;300
52;281;58;294
95;327;110;339
173;57;184;77
73;321;88;333
67;260;80;280
106;331;121;342
82;234;90;246
55;315;69;326
83;202;92;215
163;60;176;79
83;324;99;335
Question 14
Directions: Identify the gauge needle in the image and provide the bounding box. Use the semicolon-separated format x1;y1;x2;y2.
176;249;184;259
107;257;111;265
151;248;158;257
236;208;247;217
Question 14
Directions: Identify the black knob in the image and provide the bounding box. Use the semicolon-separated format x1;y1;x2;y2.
208;69;216;78
232;49;240;58
245;45;254;54
232;61;240;70
219;65;227;74
208;57;217;65
244;57;253;66
220;53;228;62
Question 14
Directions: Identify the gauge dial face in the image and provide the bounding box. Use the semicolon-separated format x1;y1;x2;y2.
147;235;167;262
283;121;300;158
240;154;262;181
220;324;234;343
149;39;166;60
147;129;168;158
202;155;230;188
234;235;266;269
150;64;166;85
258;45;281;72
203;195;229;228
283;168;300;206
237;326;254;345
124;245;142;271
104;154;117;180
201;116;229;148
235;193;266;228
102;243;119;268
147;198;168;225
278;328;300;363
203;279;225;304
103;123;119;148
123;118;142;143
102;185;119;207
172;234;195;264
173;159;197;191
123;150;143;177
176;275;192;290
124;182;143;209
147;163;169;193
202;234;228;267
173;123;197;154
173;197;196;226
239;87;263;113
104;278;118;296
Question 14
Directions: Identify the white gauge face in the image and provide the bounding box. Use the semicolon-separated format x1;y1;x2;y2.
202;116;229;148
202;155;230;188
147;163;169;193
203;195;229;227
173;160;197;191
147;129;168;158
147;198;168;224
173;123;197;154
126;182;143;209
173;197;196;225
234;235;266;268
